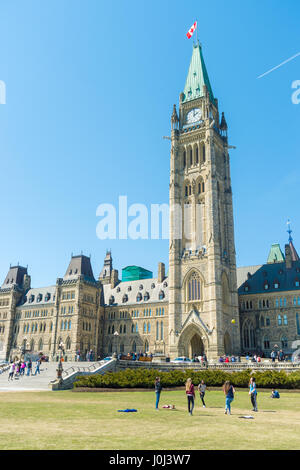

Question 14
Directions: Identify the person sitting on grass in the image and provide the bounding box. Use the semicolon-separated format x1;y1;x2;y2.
271;389;280;398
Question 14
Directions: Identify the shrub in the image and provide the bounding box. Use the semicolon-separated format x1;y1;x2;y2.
73;367;300;390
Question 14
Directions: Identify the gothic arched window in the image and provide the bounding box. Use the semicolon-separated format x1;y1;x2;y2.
242;320;256;349
187;271;201;301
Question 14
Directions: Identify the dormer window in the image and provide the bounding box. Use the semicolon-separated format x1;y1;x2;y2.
151;283;155;289
244;284;249;292
128;286;132;291
109;296;115;305
144;292;150;301
139;285;143;290
159;290;165;300
69;270;72;275
163;282;168;288
117;287;121;293
136;293;142;302
264;282;269;290
122;294;128;303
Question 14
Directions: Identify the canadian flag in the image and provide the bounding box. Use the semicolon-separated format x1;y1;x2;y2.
186;21;197;39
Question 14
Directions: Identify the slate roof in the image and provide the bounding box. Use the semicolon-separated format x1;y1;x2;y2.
63;255;96;283
236;265;262;288
16;286;56;308
238;261;300;295
1;266;28;289
103;277;168;307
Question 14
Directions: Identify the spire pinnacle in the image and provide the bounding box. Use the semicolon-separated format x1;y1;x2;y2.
182;42;214;103
287;219;293;242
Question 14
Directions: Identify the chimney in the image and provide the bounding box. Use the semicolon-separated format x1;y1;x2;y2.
111;269;119;289
285;244;292;269
158;262;165;283
23;274;31;291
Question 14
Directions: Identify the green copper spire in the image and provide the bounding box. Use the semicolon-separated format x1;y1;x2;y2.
183;42;214;103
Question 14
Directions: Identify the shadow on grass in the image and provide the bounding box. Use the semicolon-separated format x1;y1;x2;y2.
259;410;276;413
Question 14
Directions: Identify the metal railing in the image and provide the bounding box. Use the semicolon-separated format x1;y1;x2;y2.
61;361;105;378
117;359;300;371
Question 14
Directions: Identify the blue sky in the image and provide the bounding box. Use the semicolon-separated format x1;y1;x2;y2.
0;0;299;286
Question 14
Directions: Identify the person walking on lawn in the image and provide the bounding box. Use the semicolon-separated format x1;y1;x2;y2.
198;380;207;408
223;381;235;415
186;378;195;416
249;376;258;412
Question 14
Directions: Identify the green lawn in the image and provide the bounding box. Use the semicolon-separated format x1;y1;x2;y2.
0;389;299;450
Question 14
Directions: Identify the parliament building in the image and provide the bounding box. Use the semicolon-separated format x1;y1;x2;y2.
0;42;299;362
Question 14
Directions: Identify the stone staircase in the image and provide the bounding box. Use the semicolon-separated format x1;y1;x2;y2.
0;360;117;391
50;358;117;390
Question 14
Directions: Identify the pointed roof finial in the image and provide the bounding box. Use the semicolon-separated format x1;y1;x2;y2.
286;219;300;261
287;219;293;242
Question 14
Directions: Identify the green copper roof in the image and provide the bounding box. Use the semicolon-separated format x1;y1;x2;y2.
122;266;153;282
267;243;285;264
183;42;214;103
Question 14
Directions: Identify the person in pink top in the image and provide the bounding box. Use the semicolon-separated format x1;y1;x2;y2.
185;378;195;416
20;361;26;376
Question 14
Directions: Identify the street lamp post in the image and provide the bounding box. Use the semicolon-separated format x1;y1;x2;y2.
231;319;236;356
113;331;119;358
21;337;27;360
56;341;65;380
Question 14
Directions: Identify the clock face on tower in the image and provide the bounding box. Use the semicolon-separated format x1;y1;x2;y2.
186;108;202;124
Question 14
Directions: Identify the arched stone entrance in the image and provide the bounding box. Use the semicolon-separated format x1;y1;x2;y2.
177;323;207;359
189;333;204;357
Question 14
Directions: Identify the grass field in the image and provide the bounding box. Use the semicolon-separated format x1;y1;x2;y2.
0;388;299;450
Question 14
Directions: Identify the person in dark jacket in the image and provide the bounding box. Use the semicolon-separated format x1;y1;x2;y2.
155;377;162;410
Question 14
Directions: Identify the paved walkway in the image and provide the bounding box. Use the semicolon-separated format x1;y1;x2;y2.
0;362;98;391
